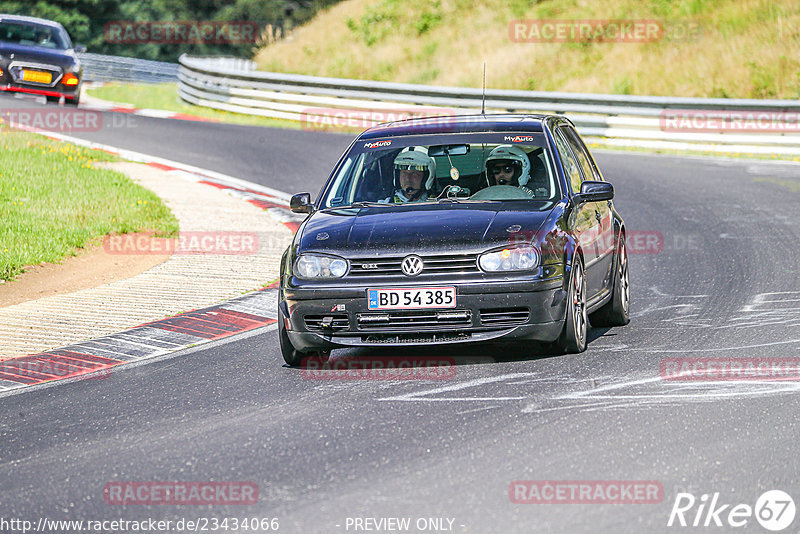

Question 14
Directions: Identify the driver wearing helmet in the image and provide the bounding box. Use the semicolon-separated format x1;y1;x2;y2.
485;145;535;197
381;147;437;203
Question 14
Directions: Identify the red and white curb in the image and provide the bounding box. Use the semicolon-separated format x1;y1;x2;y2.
0;283;280;391
6;88;217;123
80;100;216;123
14;126;306;234
0;130;306;393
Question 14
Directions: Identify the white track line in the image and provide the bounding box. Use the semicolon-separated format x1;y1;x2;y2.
11;125;292;201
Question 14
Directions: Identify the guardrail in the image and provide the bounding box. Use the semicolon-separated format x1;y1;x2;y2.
178;54;800;155
79;53;178;84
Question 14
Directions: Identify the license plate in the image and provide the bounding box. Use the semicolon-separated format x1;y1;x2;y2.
21;70;52;84
368;287;456;310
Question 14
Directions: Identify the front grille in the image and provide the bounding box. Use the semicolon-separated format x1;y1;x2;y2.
361;332;471;344
479;307;530;326
349;254;479;277
304;313;349;331
357;310;471;330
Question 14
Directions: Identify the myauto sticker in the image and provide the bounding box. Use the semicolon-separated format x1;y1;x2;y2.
504;136;537;143
364;140;392;149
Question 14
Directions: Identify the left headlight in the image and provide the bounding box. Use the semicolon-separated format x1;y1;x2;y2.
294;253;349;279
479;245;540;272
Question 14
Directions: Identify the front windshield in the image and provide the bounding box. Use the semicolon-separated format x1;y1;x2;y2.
320;132;559;208
0;21;71;50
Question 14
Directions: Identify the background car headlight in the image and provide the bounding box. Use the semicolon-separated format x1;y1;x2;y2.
479;246;540;272
294;254;348;279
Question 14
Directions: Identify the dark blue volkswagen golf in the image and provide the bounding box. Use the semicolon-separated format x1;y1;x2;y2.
0;14;84;104
278;114;629;366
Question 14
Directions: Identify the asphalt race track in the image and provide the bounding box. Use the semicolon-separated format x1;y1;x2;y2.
0;95;354;194
2;94;800;533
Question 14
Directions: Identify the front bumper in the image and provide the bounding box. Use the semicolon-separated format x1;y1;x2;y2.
281;277;567;351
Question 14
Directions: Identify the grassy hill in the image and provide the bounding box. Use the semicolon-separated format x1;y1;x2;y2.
254;0;799;99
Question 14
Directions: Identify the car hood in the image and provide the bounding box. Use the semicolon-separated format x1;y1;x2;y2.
298;202;555;256
0;42;77;69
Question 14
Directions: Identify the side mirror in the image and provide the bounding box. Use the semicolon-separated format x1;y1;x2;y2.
290;192;313;214
577;181;614;203
74;44;87;53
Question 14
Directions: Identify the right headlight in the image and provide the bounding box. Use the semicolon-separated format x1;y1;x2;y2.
294;253;349;279
479;245;540;272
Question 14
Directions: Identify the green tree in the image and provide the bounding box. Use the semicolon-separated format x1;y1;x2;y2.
0;0;344;61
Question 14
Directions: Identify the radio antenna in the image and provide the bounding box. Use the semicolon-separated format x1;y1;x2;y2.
481;63;486;115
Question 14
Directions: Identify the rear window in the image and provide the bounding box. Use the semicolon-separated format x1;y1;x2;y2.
0;21;71;50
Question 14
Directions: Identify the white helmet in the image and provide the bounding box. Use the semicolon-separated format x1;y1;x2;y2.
394;146;437;191
485;145;531;187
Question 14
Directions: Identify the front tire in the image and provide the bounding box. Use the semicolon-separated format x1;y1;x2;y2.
591;233;630;327
556;255;588;354
278;308;330;367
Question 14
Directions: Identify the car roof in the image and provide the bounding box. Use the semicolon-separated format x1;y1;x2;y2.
358;113;558;140
0;14;65;29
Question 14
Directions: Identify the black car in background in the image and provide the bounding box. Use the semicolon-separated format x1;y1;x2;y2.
0;14;84;105
279;114;630;366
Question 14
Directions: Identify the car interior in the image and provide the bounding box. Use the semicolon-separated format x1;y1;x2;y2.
348;143;556;204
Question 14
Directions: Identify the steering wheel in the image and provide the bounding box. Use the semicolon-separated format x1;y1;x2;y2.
470;185;534;200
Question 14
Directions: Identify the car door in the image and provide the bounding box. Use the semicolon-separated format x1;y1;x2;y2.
560;125;615;297
552;126;603;298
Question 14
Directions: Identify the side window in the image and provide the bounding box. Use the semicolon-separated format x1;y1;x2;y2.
323;155;357;207
553;128;583;195
562;126;600;181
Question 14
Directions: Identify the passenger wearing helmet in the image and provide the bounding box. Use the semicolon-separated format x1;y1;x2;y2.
381;147;437;203
485;145;535;197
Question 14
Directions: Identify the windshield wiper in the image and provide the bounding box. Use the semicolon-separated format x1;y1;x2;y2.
351;201;391;208
322;201;392;210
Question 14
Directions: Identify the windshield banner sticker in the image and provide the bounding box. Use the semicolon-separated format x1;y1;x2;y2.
364;140;392;149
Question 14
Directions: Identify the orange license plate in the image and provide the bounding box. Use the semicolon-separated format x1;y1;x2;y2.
21;70;52;84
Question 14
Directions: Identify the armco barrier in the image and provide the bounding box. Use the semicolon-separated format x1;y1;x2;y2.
78;52;179;84
177;54;800;156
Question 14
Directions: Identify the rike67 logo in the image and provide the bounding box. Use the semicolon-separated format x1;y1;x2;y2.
668;490;796;531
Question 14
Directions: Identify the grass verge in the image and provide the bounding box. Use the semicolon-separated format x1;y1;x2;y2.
254;0;800;99
585;140;800;163
0;128;179;282
85;83;305;130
